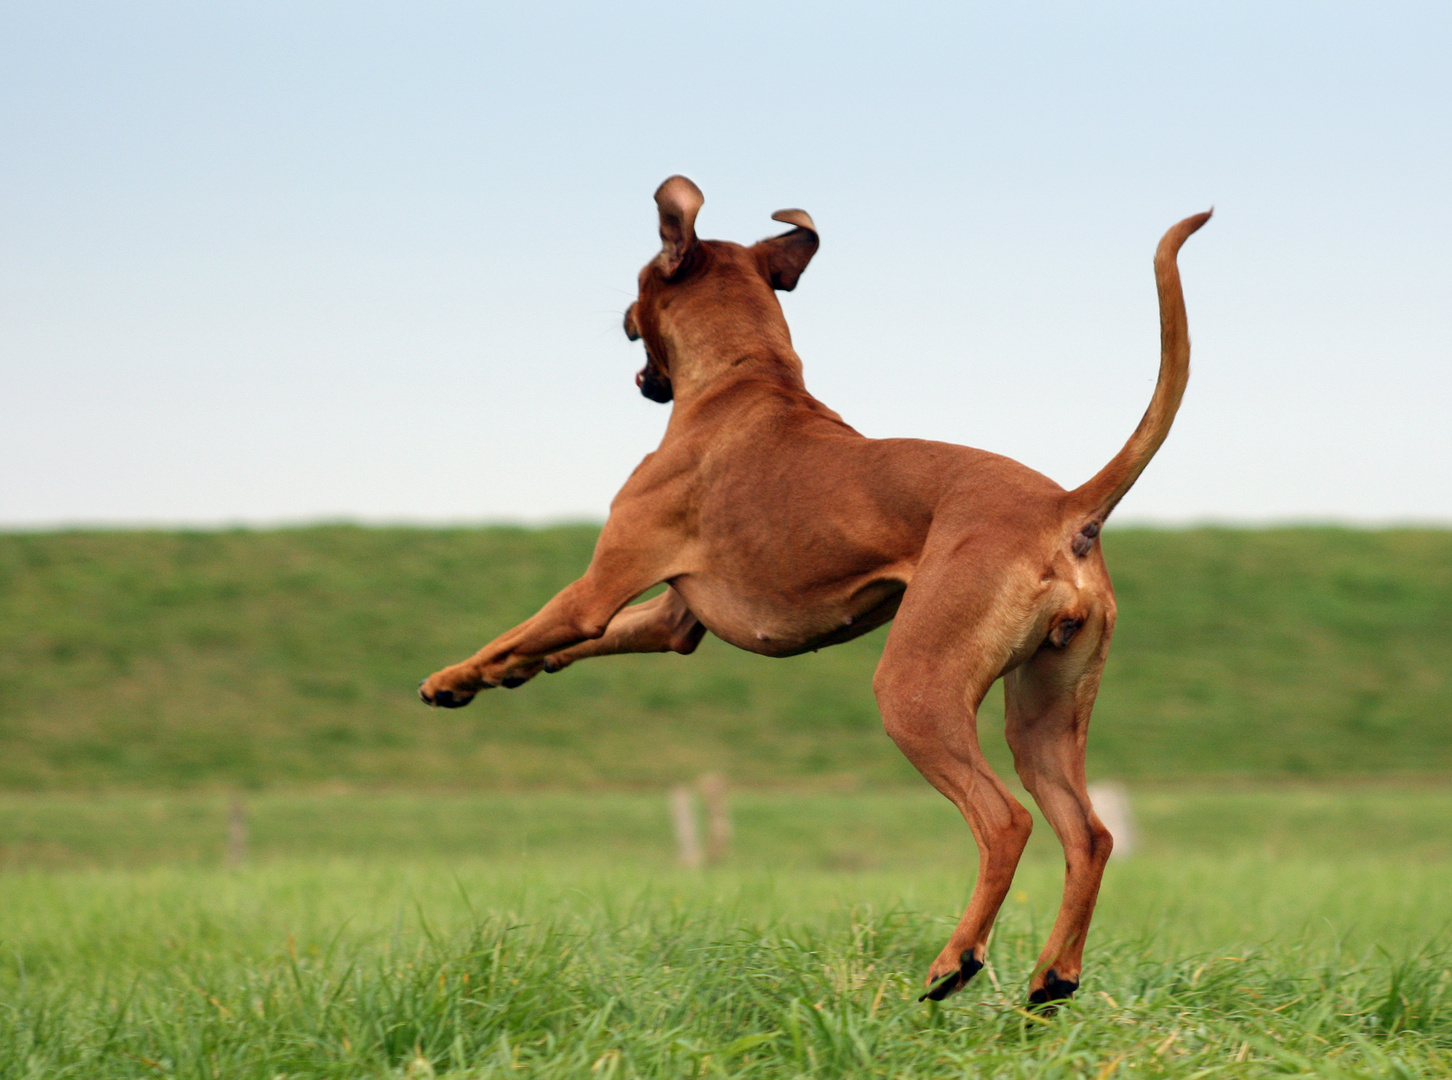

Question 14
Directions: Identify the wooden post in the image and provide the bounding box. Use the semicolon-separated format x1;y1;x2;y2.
1087;781;1136;859
227;794;249;868
698;773;731;865
669;785;703;869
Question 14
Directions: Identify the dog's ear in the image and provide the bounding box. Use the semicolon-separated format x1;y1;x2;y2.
756;209;819;291
654;175;704;279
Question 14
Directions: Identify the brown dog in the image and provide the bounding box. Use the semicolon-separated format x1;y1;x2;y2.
420;176;1209;1006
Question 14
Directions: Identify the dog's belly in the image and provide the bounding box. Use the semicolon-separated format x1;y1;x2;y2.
672;575;906;658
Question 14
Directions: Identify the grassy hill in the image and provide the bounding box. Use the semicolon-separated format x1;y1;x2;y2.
0;525;1448;790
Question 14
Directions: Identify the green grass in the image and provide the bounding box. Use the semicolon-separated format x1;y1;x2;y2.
6;526;1449;1074
1;525;1449;789
2;788;1451;1077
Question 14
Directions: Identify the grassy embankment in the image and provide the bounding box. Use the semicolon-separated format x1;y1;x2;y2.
0;525;1449;789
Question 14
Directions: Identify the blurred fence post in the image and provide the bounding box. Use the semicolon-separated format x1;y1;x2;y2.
669;785;703;869
698;773;732;864
227;794;249;868
1087;781;1136;859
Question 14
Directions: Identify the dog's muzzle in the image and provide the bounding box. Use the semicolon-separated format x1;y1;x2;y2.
637;367;673;403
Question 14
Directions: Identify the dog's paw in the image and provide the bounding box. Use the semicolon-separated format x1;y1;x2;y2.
919;950;984;1002
418;677;479;708
1027;970;1079;1013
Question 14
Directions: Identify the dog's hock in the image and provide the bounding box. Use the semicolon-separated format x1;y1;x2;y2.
654;175;704;278
756;208;820;291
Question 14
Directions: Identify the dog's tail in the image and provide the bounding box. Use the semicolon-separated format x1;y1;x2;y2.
1066;210;1211;542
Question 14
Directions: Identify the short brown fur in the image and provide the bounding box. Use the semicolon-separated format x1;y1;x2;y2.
420;176;1210;1004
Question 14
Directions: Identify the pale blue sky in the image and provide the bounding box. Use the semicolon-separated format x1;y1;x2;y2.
2;1;1448;527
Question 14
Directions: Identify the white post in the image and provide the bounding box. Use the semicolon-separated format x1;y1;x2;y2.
698;773;732;865
227;794;249;868
1087;781;1136;859
669;785;703;869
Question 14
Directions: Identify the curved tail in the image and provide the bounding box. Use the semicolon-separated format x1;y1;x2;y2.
1069;210;1212;531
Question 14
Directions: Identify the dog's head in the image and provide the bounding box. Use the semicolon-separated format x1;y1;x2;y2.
624;176;819;403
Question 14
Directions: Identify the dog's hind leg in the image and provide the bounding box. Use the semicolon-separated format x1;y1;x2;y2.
1003;613;1115;1008
873;578;1035;1001
540;587;705;672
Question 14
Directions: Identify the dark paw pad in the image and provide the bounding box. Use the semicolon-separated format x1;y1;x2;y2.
919;951;984;1002
1027;970;1079;1008
500;675;529;689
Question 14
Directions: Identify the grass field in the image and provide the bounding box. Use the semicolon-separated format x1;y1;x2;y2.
2;787;1451;1077
1;525;1450;789
3;526;1451;1074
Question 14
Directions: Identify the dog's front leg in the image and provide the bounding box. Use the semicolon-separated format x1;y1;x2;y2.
420;568;657;708
541;586;705;673
420;471;694;706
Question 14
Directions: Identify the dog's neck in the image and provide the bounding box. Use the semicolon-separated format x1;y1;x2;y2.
661;292;807;407
670;349;806;408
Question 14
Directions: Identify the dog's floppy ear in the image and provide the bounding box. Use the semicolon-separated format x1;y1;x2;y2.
654;175;704;279
757;209;819;291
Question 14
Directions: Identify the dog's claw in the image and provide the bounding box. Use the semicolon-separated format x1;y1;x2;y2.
418;669;490;707
919;973;959;1002
1027;970;1079;1012
419;683;472;708
919;951;984;1002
